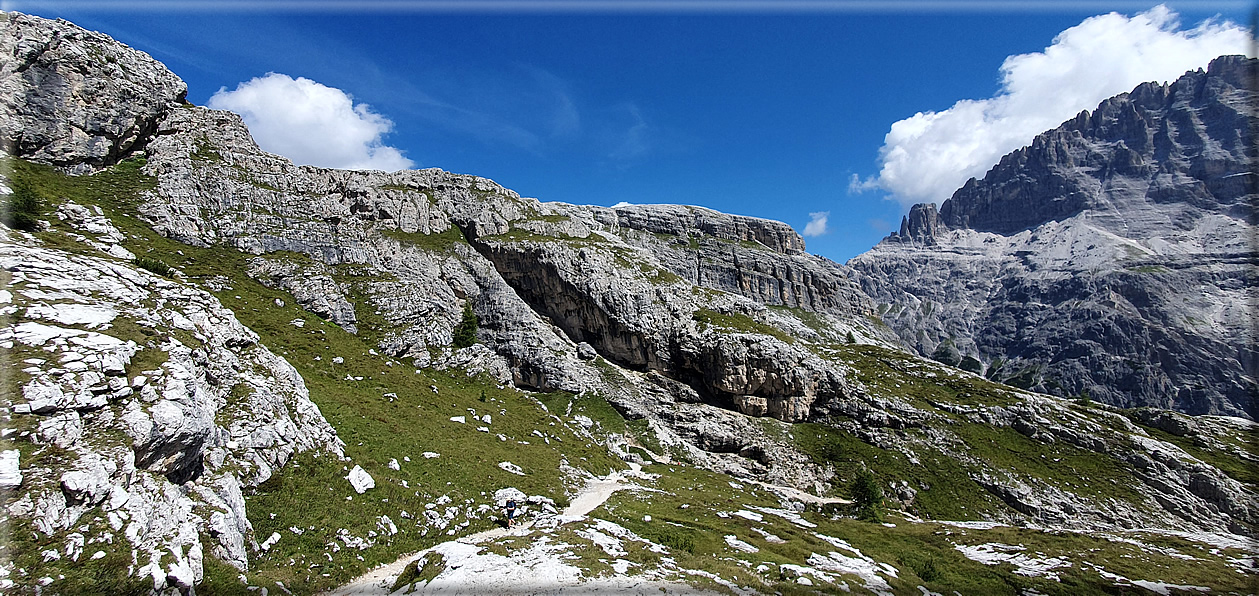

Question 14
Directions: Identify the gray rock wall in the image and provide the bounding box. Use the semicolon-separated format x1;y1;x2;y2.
0;12;186;172
853;55;1258;418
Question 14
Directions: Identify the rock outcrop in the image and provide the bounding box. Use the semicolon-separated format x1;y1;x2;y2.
0;12;186;172
133;98;885;426
0;237;344;589
852;56;1258;419
612;204;875;316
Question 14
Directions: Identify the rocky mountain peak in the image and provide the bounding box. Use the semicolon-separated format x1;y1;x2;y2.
892;202;945;246
931;54;1255;235
0;12;187;173
852;55;1258;418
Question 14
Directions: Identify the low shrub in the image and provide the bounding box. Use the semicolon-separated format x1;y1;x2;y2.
133;256;173;277
2;179;42;232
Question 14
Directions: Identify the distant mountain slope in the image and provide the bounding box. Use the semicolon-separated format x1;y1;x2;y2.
849;55;1257;419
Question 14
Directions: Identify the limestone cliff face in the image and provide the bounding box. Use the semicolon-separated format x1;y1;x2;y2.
612;204;875;316
137;104;877;423
852;56;1258;419
0;12;186;172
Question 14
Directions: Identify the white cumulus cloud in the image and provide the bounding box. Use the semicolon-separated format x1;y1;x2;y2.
208;73;414;172
803;211;829;237
861;5;1254;208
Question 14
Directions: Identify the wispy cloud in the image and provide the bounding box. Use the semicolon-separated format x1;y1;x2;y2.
847;173;877;194
607;103;652;164
208;72;414;171
524;66;581;139
372;62;591;156
855;5;1255;208
802;211;829;237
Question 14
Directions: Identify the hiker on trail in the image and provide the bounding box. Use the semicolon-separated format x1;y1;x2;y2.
505;498;517;527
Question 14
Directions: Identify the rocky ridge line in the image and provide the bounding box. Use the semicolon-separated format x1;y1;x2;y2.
851;55;1258;418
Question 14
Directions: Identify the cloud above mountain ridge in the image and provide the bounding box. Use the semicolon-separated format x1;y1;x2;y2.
854;5;1255;209
208;73;414;172
803;211;830;237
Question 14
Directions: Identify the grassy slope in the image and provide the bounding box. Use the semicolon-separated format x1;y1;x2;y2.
4;158;623;593
469;461;1256;595
4;157;1255;595
805;343;1163;511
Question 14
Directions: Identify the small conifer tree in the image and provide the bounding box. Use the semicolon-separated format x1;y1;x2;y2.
452;302;478;348
2;179;42;232
851;468;885;522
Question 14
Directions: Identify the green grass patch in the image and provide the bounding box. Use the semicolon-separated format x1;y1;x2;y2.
535;390;627;437
953;424;1145;503
1;515;152;596
626;418;664;455
793;422;1002;520
381;225;467;253
191;139;224;163
5;156;155;215
768;305;833;336
693;308;794;344
814;342;1019;410
638;262;682;285
391;553;446;593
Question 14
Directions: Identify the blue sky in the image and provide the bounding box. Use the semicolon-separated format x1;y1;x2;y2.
9;1;1255;261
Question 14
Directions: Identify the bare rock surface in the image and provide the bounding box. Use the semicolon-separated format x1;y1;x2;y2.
1;238;344;589
851;56;1258;418
0;12;186;172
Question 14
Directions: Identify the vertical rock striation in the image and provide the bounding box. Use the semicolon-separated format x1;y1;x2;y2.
852;55;1258;418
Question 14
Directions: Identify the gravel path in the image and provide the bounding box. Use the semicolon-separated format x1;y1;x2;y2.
325;464;643;595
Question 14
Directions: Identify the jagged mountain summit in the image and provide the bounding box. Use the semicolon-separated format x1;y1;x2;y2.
1;12;1256;596
850;55;1257;419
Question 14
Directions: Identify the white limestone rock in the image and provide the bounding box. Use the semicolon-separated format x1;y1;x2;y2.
346;465;375;494
0;12;187;172
0;450;21;489
1;238;345;586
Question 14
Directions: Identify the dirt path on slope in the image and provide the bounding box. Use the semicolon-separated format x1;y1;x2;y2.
325;463;643;595
742;477;853;506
